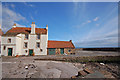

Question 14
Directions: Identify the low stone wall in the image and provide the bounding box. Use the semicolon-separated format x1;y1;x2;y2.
64;48;75;55
34;56;120;63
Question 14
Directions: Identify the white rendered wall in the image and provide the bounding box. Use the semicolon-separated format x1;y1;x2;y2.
21;34;48;55
1;36;16;56
1;33;48;56
39;34;48;55
16;34;22;55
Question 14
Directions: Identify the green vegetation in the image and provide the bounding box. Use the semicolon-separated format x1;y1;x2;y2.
34;56;120;63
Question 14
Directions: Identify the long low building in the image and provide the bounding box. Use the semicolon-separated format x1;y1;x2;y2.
47;40;75;55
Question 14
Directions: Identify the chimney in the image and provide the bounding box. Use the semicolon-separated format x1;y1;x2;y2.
46;24;48;30
0;24;1;29
31;22;35;34
69;40;72;42
12;23;16;28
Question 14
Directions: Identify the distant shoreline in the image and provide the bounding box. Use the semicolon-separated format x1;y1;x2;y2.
75;47;120;52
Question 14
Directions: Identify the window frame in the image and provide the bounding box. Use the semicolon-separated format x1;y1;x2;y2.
25;34;29;40
36;42;40;48
3;46;6;50
8;38;11;43
37;34;40;40
24;42;28;48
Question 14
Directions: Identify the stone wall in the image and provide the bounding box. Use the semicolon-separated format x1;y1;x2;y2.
55;48;75;55
64;48;75;55
55;48;60;55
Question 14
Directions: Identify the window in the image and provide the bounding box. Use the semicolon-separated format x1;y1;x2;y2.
40;49;43;52
8;38;11;43
25;34;28;39
37;34;40;39
68;50;71;52
3;46;6;50
24;42;28;48
36;42;40;48
25;50;27;53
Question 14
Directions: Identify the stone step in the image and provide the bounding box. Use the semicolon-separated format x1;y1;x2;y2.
83;68;94;74
78;70;88;76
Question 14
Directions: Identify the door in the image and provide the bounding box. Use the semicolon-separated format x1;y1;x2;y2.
48;48;55;55
29;49;33;56
8;48;12;56
60;48;64;54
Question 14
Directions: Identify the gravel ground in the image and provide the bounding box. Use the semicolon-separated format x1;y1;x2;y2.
2;56;120;78
2;57;82;78
1;51;120;78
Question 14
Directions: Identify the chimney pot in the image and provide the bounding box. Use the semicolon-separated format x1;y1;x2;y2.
12;23;16;28
13;23;16;26
70;40;72;42
32;22;35;24
46;24;48;30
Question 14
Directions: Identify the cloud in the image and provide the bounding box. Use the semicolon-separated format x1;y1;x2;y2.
30;16;34;20
1;5;26;32
11;4;15;8
75;16;118;47
96;24;99;26
23;2;35;7
93;17;99;21
87;20;91;23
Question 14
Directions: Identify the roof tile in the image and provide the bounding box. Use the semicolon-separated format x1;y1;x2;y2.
3;27;47;36
48;40;75;48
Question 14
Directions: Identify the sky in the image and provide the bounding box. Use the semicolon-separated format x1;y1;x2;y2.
1;2;119;48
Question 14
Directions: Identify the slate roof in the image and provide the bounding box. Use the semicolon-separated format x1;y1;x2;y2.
48;40;75;48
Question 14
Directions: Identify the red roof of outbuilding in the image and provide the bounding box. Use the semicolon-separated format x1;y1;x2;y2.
48;40;75;48
2;27;47;36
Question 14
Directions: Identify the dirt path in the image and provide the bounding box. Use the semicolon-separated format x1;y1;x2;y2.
2;57;83;78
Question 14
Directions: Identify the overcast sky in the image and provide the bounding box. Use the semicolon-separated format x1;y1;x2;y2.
1;2;119;48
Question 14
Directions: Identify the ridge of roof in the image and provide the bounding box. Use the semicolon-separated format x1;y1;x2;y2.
48;40;70;42
2;27;47;36
48;40;75;48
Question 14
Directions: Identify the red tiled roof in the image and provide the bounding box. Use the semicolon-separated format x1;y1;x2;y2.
0;29;3;36
3;27;47;36
48;40;75;48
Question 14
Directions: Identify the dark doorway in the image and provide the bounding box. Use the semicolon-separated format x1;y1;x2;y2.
8;48;12;56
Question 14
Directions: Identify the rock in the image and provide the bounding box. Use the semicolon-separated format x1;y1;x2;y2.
25;66;28;69
84;68;94;74
71;76;77;78
100;63;105;65
78;70;88;76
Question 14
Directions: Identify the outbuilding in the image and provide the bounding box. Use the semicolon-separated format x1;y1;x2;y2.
47;40;75;55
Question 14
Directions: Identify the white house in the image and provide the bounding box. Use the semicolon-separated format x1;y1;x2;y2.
1;22;48;56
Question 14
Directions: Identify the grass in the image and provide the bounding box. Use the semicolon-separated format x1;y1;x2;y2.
34;56;120;63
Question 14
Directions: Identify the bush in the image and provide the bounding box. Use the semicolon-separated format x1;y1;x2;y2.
31;52;35;56
16;55;19;57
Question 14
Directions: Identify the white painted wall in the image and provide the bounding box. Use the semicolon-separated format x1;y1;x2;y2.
1;31;48;56
16;34;22;55
1;36;16;56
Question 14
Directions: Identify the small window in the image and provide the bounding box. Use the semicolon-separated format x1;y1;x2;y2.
37;34;40;39
24;42;28;48
36;42;40;48
3;46;6;50
25;50;27;53
68;50;71;52
40;49;43;52
25;34;28;39
8;38;11;43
